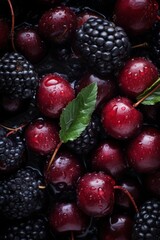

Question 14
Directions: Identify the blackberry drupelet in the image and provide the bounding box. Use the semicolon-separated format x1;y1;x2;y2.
150;21;160;68
0;52;38;99
0;167;46;219
0;127;25;173
132;199;160;240
75;17;130;76
67;115;100;155
2;215;49;240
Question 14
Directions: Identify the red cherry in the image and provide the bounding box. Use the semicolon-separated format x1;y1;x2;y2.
0;19;9;49
114;0;159;35
45;151;82;189
38;6;77;44
127;127;160;173
77;9;103;28
91;140;126;178
101;97;143;139
15;26;46;63
49;202;88;232
145;170;160;197
76;73;117;108
37;73;75;118
100;213;133;240
25;118;60;155
118;58;158;98
77;172;115;217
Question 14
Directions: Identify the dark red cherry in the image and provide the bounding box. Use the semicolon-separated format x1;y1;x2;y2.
115;178;142;209
45;151;82;190
0;19;9;49
77;10;102;28
15;26;46;63
114;0;159;35
145;170;160;198
76;73;117;108
91;140;126;178
77;172;115;217
38;6;77;44
101;97;143;139
127;127;160;173
37;73;75;118
100;213;133;240
118;58;158;98
1;96;22;113
49;202;88;232
25;118;60;155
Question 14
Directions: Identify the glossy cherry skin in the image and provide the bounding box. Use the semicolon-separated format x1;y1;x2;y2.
49;203;88;232
38;6;77;44
118;58;158;98
25;118;60;155
101;97;143;139
114;0;158;35
91;141;126;178
76;73;117;108
145;170;160;197
77;172;115;217
100;214;133;240
0;19;9;49
127;127;160;173
37;74;75;118
115;178;141;209
15;26;46;63
45;151;82;190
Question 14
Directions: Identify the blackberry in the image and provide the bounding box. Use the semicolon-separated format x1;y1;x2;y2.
2;216;49;240
0;52;38;99
132;199;160;240
75;17;130;76
0;167;46;219
150;21;160;68
0;127;25;174
67;115;100;155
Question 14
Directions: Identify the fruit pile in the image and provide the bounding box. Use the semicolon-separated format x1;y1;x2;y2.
1;0;160;239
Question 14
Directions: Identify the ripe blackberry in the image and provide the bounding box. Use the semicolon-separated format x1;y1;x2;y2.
0;52;38;99
66;115;100;155
2;215;49;240
132;199;160;240
150;21;160;68
0;127;25;174
0;167;46;219
75;17;130;76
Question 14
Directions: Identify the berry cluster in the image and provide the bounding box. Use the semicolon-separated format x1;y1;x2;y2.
1;0;160;239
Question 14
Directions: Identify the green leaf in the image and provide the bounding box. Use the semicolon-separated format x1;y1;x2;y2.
140;89;160;105
137;77;160;102
59;83;98;143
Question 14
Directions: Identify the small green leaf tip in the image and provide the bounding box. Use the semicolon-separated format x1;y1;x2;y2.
59;83;98;143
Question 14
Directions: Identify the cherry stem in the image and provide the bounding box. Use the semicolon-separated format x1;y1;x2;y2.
7;0;16;51
132;42;148;49
47;141;63;171
38;185;46;190
71;231;74;240
114;185;139;213
0;123;27;137
133;82;160;108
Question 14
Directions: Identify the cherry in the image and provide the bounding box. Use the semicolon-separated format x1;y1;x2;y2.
1;96;22;113
91;140;126;178
100;213;133;240
77;9;103;28
0;19;9;49
115;177;142;209
127;127;160;173
15;26;46;63
37;73;75;118
38;6;77;44
145;170;160;197
118;57;158;98
76;73;117;108
101;97;143;139
25;118;60;155
49;202;88;232
45;151;82;190
114;0;159;35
